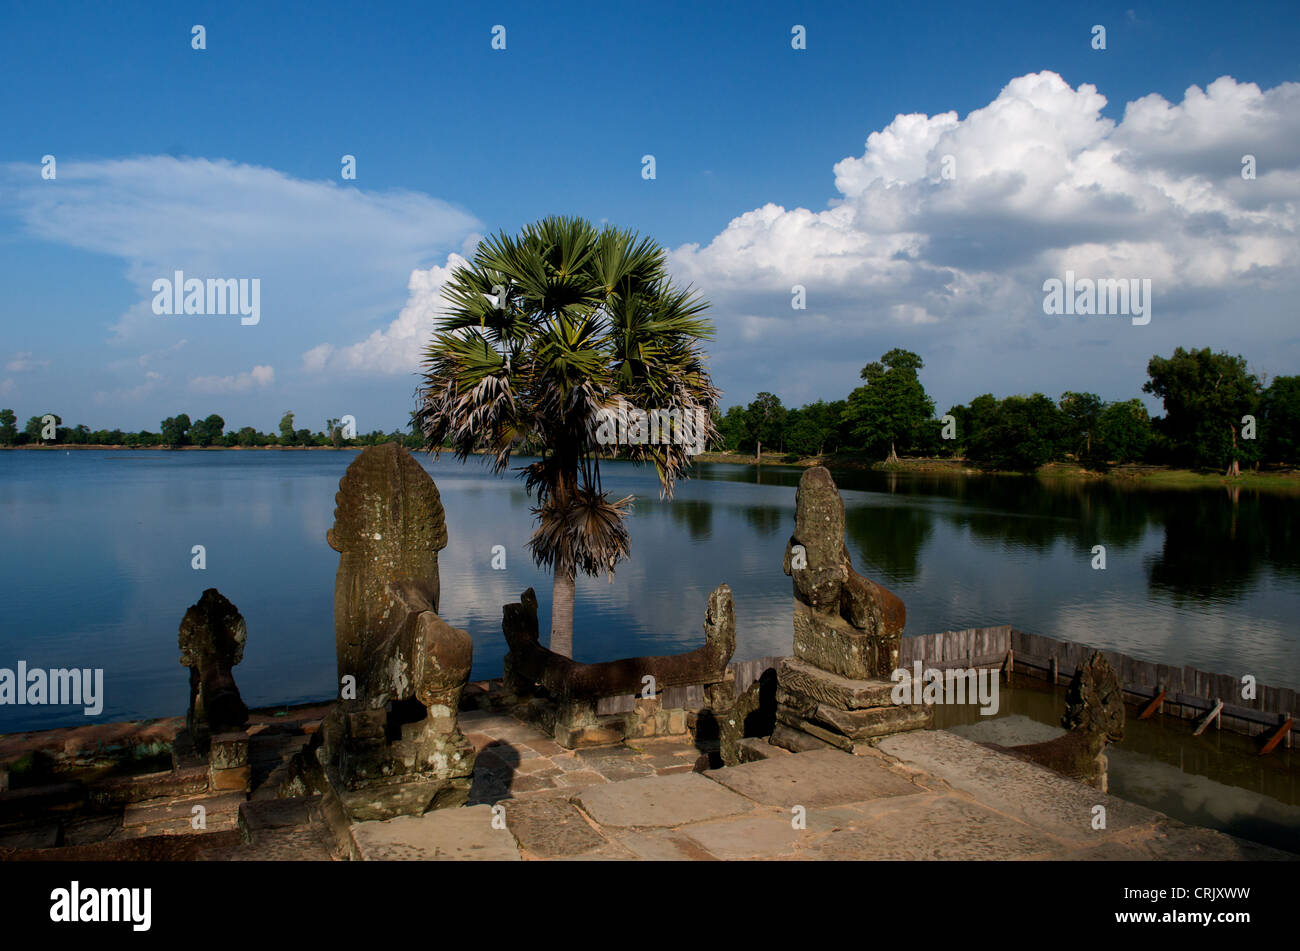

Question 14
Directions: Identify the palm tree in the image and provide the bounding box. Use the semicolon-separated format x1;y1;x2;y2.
416;216;719;657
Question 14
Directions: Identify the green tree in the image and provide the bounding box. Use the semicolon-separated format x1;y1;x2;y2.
1058;391;1105;463
843;349;935;461
967;394;1063;471
235;426;258;447
744;392;786;463
160;414;192;447
279;411;296;445
25;413;62;443
716;406;748;452
0;409;17;445
190;414;225;447
944;394;1001;457
1096;399;1152;463
1143;347;1261;474
1260;376;1300;465
416;216;718;658
784;399;845;457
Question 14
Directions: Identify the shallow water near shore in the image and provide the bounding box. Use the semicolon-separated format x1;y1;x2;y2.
2;449;1299;734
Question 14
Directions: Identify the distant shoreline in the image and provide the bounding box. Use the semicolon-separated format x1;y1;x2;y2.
8;444;1299;492
693;451;1300;492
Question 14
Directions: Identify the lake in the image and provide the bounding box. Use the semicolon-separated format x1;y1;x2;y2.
2;449;1298;732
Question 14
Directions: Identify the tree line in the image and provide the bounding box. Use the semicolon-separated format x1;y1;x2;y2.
0;410;423;450
4;346;1296;473
713;347;1300;472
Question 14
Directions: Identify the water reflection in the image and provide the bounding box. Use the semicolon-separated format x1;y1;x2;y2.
1;451;1299;732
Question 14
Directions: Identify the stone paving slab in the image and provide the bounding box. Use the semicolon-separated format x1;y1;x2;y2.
351;805;521;861
802;791;942;834
576;772;753;828
798;794;1067;861
680;811;805;860
876;730;1162;845
500;797;615;859
705;747;922;808
457;715;705;806
609;827;721;861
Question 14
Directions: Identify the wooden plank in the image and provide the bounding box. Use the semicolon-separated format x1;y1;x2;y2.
1192;699;1223;736
1260;718;1294;756
1139;690;1166;720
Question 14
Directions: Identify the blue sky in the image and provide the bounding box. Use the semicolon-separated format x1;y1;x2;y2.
2;0;1298;433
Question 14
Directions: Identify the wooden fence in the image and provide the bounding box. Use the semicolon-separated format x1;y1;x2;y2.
903;625;1297;745
595;627;1295;747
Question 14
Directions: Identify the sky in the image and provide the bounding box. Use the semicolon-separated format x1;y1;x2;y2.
1;0;1298;434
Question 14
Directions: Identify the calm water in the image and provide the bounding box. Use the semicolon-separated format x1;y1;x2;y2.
2;449;1299;732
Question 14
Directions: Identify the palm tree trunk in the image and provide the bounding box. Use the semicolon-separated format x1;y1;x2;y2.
549;562;576;658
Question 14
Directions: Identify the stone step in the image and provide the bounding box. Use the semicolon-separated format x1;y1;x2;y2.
89;766;208;805
119;791;244;838
0;781;86;822
778;658;899;710
735;737;789;763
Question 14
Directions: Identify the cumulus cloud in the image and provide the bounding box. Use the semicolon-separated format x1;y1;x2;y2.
666;71;1300;410
189;365;275;394
301;254;468;375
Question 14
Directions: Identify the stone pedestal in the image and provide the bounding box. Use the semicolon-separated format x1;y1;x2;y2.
770;658;930;753
207;730;251;793
322;707;475;820
770;467;931;753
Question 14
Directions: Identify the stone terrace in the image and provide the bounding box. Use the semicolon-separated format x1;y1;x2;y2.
350;712;1294;862
4;705;1294;860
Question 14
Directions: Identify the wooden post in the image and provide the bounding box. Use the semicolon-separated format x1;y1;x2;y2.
1002;648;1014;682
1192;699;1223;736
1050;656;1058;686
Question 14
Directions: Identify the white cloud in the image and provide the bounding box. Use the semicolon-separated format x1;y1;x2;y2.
189;365;275;394
2;156;479;424
94;370;163;405
666;71;1300;409
5;352;49;372
2;156;477;342
302;254;469;375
